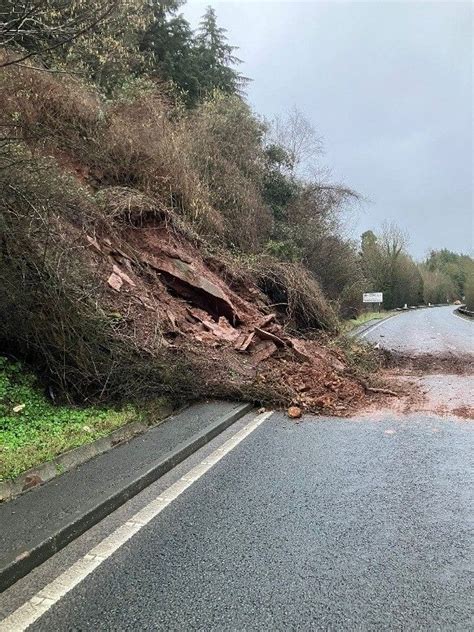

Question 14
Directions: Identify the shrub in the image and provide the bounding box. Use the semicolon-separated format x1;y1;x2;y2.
0;63;221;236
420;267;456;304
0;149;197;403
0;56;103;157
464;272;474;310
245;256;339;332
178;92;273;251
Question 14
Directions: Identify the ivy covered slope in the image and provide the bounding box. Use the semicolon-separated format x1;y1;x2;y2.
0;357;138;481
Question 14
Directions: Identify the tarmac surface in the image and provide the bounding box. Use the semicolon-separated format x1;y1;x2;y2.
3;411;470;631
1;305;472;630
361;305;473;355
0;401;250;590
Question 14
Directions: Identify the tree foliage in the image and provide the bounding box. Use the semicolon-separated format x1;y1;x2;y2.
139;2;198;103
359;229;474;310
1;1;246;101
0;1;152;93
194;6;247;97
0;0;120;68
361;225;423;309
139;3;247;106
464;271;474;310
425;249;473;300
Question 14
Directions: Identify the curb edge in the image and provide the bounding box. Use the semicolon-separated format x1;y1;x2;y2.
0;402;253;593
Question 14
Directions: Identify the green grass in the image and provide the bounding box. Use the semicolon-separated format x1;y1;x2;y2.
0;356;140;481
342;310;394;333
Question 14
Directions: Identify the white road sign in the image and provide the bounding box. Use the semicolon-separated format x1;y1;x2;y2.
363;292;383;303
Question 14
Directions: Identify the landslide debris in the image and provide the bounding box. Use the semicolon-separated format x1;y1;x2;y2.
86;222;372;415
0;60;380;415
0;191;376;414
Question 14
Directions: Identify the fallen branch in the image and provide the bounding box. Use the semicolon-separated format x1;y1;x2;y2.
358;377;399;397
365;385;399;397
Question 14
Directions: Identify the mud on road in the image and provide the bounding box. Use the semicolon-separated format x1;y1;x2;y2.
367;350;474;420
382;349;474;375
353;306;474;420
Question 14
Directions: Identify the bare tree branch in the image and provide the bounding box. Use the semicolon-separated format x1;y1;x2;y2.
0;1;119;69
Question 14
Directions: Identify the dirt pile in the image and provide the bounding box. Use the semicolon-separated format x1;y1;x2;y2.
81;221;373;415
381;350;474;375
359;351;474;420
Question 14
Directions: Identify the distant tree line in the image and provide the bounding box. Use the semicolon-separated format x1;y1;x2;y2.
360;231;473;310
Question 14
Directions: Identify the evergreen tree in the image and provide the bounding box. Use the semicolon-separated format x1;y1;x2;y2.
140;4;247;107
140;1;203;106
194;6;248;99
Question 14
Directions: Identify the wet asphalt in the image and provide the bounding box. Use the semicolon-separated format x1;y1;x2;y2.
0;401;246;584
362;306;473;355
3;305;473;630
28;412;473;631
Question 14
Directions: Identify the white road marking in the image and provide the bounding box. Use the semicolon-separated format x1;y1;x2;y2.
360;318;390;338
0;410;274;632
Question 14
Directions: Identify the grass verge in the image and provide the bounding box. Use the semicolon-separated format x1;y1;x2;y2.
0;356;141;481
342;310;394;332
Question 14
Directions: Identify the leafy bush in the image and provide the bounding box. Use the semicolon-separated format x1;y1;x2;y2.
264;239;302;262
420;267;456;304
425;249;473;301
178;93;273;251
464;272;474;310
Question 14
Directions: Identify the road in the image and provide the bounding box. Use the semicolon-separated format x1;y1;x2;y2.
361;306;474;355
1;410;472;631
1;305;472;631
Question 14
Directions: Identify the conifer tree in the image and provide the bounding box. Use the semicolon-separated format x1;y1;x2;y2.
140;1;203;105
194;5;248;98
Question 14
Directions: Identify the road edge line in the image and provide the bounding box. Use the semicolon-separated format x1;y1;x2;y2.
0;402;253;593
0;410;273;632
358;313;399;338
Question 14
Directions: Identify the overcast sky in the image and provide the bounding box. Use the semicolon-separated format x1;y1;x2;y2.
183;1;473;259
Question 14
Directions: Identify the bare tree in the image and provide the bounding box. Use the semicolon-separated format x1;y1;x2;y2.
267;106;323;176
379;221;409;258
